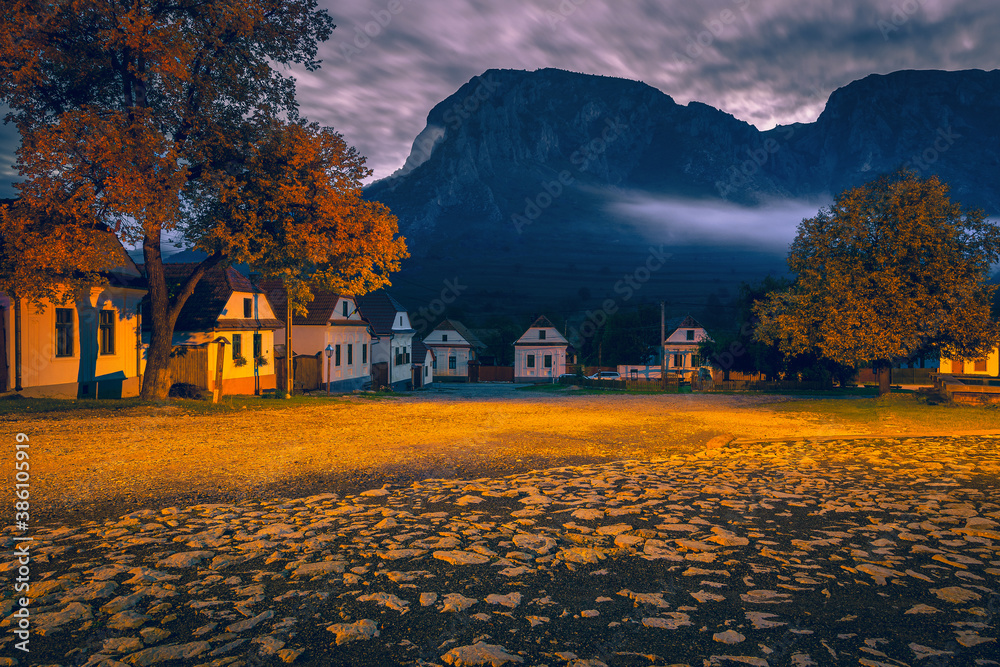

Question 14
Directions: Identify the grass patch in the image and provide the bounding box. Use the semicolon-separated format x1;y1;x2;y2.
0;391;394;417
768;391;1000;432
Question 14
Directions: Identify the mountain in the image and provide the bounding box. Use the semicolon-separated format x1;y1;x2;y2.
365;68;1000;326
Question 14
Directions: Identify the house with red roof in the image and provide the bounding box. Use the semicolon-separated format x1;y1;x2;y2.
146;264;282;395
261;281;372;392
514;316;573;382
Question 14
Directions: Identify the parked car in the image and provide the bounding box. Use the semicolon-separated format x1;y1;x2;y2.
587;371;621;380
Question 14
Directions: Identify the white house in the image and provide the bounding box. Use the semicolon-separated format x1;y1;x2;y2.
151;264;283;395
411;339;435;389
1;233;146;399
664;315;711;379
514;315;572;382
356;290;414;390
423;319;486;381
263;283;371;392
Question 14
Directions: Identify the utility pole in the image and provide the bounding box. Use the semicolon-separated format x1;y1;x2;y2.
660;301;666;391
285;292;293;397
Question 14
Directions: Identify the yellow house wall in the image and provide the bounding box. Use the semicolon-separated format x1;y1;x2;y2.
7;287;144;398
939;349;1000;376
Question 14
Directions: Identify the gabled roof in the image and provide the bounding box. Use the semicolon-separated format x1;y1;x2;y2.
431;319;486;349
529;315;555;329
355;290;412;335
258;281;366;328
515;314;570;346
677;315;704;329
412;339;435;362
146;264;283;332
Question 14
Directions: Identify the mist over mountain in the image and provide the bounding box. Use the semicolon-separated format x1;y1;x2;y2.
363;67;1000;326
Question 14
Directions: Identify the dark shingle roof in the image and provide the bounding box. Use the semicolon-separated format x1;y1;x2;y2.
529;315;556;329
147;264;282;332
432;319;486;349
257;280;364;327
677;315;703;329
412;339;434;362
356;290;411;335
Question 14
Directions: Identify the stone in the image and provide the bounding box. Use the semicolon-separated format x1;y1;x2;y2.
326;619;379;645
156;551;214;569
440;641;524;666
433;550;491;565
122;641;211;666
713;630;746;644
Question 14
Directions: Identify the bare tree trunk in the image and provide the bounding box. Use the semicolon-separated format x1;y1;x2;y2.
140;232;172;400
875;362;892;396
140;231;224;400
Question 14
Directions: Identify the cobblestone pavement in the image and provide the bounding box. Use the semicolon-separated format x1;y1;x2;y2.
3;436;999;667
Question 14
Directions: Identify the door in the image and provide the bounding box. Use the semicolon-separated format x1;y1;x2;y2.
467;360;480;383
372;362;389;390
412;364;422;389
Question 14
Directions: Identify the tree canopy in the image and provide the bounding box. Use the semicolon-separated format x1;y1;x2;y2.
0;0;408;398
754;170;1000;394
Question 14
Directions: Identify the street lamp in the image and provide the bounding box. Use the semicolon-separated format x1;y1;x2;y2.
325;344;334;396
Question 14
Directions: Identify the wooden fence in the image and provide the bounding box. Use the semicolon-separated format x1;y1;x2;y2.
559;376;682;392
701;379;826;392
168;345;209;388
477;366;514;382
276;354;323;391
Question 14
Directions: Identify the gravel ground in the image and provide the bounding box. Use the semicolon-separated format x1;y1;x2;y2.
3;435;998;666
1;392;833;527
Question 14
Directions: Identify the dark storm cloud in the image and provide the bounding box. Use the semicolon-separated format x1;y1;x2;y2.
1;0;998;190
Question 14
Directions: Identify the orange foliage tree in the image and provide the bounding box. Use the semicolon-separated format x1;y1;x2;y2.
755;170;1000;395
0;0;407;399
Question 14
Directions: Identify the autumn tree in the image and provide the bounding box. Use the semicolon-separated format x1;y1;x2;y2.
755;170;1000;395
0;0;407;399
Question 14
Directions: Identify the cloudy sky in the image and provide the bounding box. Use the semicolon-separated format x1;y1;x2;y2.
2;0;998;194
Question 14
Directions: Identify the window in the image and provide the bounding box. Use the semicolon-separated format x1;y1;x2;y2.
99;310;115;355
539;330;546;340
232;334;242;359
243;298;252;318
544;354;552;368
55;309;73;357
335;344;341;366
398;315;403;326
442;333;448;342
347;344;353;365
686;329;695;341
253;333;262;358
692;355;701;367
449;356;457;370
527;354;535;368
975;358;988;372
404;347;410;364
425;366;429;377
342;301;348;317
673;353;684;367
951;359;964;374
362;343;367;364
432;357;437;369
396;347;403;366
